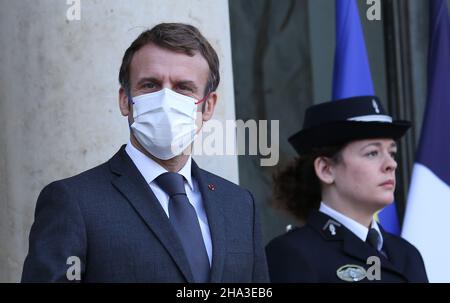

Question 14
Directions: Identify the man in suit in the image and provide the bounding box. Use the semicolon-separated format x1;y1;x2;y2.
22;23;269;283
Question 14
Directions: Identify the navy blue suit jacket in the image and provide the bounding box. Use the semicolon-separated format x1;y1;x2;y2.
22;146;269;282
266;211;428;283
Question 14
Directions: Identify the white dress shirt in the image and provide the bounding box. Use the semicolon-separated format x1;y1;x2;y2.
125;141;212;265
319;202;384;251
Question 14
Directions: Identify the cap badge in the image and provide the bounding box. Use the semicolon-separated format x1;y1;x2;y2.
372;99;380;113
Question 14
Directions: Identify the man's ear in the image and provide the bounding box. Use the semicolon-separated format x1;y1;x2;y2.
314;156;335;185
119;87;130;117
201;92;217;122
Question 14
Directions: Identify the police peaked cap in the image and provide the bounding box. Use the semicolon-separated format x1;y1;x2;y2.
289;96;411;154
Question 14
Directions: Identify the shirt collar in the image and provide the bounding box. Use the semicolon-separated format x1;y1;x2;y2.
319;202;383;250
125;140;194;190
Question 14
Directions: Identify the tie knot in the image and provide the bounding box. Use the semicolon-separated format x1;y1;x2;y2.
366;228;380;250
155;172;186;197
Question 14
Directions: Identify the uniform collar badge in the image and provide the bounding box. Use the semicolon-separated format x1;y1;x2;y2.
322;219;341;236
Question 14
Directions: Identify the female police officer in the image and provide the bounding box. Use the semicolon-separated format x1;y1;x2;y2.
266;96;428;283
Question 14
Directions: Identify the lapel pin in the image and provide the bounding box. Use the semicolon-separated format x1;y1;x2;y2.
208;184;216;191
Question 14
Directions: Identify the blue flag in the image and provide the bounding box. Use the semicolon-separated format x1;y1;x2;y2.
402;0;450;282
333;0;374;98
332;0;400;234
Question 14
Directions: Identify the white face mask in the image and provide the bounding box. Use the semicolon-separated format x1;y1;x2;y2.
130;88;200;160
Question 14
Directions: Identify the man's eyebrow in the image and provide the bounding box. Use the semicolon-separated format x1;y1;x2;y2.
136;77;160;85
176;80;199;91
135;78;199;91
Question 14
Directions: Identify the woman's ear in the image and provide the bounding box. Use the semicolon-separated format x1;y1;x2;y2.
314;156;335;185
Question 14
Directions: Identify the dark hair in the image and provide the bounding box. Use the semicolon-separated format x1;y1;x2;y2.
118;23;220;96
272;144;346;222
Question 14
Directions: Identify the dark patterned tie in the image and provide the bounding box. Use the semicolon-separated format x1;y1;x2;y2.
156;172;210;282
366;228;380;251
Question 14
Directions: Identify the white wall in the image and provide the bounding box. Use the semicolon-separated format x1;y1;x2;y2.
0;0;238;282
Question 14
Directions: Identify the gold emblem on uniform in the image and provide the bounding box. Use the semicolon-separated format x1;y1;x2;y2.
336;264;366;282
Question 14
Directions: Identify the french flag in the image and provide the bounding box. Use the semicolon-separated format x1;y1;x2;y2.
402;0;450;282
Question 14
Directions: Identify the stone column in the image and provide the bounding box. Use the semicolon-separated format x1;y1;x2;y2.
0;0;237;282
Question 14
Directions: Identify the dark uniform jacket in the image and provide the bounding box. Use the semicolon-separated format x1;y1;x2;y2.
266;211;428;283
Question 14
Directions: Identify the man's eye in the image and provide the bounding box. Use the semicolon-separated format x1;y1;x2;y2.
390;151;397;158
143;83;157;89
177;85;193;92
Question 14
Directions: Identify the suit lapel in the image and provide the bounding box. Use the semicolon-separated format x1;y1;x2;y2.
192;161;226;283
109;146;194;282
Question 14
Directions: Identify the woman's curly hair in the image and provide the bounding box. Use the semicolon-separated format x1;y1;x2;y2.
272;144;346;222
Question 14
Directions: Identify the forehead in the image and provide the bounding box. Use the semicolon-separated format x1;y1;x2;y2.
129;43;209;87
